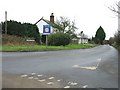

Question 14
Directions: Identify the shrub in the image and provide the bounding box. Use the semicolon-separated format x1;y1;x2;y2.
2;34;37;46
48;32;71;46
114;30;120;46
2;20;40;44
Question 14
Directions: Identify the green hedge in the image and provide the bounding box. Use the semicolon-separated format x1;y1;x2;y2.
48;32;71;46
2;20;40;44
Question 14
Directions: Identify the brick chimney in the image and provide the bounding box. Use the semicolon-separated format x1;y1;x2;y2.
50;13;54;23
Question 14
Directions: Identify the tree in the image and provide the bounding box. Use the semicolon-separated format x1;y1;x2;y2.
95;26;106;44
108;2;120;46
56;17;70;33
114;31;120;45
55;16;78;39
109;37;115;45
108;2;120;15
48;32;71;46
2;20;40;44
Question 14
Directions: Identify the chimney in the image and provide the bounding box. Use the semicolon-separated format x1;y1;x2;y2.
50;13;54;23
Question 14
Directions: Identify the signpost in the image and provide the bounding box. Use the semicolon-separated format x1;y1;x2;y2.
43;25;51;46
26;39;35;46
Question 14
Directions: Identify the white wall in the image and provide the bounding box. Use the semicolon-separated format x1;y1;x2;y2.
36;20;53;34
78;38;88;44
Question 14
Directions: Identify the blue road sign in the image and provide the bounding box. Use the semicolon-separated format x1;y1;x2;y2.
43;25;51;35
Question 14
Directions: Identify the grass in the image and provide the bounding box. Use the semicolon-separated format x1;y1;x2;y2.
113;44;120;51
0;44;97;52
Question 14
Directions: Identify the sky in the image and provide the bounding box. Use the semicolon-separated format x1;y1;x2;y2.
0;0;119;40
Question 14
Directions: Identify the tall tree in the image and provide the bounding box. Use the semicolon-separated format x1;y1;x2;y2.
95;26;106;44
55;16;78;39
56;17;70;33
109;2;120;46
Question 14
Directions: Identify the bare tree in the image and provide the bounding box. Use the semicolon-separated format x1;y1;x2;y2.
108;2;120;15
55;16;78;39
109;1;120;46
56;17;70;33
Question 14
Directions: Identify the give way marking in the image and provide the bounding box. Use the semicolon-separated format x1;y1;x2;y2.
72;58;101;70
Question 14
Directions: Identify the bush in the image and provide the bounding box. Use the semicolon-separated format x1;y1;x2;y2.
48;32;71;46
2;20;40;44
114;30;120;46
2;34;37;46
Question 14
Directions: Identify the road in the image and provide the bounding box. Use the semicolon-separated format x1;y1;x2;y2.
2;45;118;88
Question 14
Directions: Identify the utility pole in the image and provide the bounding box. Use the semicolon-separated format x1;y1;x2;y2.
5;11;7;35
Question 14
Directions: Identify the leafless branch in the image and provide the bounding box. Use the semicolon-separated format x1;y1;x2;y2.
108;2;120;15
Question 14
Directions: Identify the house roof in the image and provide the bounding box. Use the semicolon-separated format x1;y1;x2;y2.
77;34;88;39
35;18;62;30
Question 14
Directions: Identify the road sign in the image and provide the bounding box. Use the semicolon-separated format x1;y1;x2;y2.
26;39;35;42
43;25;51;35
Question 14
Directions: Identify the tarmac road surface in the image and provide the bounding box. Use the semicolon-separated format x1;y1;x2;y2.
2;45;118;88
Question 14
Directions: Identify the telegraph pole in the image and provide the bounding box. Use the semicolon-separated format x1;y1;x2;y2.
5;11;7;35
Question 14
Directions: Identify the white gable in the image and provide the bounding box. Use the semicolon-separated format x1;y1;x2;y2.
36;20;53;34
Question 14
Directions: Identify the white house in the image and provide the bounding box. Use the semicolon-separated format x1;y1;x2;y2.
35;13;89;44
78;36;88;44
35;13;58;35
77;32;88;44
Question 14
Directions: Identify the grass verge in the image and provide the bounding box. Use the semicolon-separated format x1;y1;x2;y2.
0;44;97;52
112;44;120;51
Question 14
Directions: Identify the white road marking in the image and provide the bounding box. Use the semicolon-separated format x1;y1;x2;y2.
31;73;36;75
49;77;54;79
64;86;70;88
38;79;45;82
97;58;101;61
72;65;80;68
21;74;28;78
82;85;88;88
47;82;54;85
96;58;101;67
72;58;102;70
28;77;34;79
34;77;39;80
80;66;97;70
37;74;43;77
68;82;78;86
57;80;61;82
72;65;97;70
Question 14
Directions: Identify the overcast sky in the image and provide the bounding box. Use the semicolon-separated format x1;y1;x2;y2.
0;0;119;39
